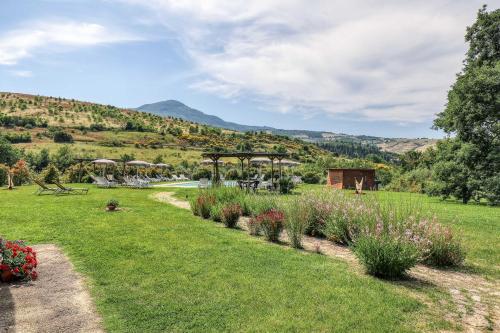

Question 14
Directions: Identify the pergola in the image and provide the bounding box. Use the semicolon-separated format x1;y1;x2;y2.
201;151;289;185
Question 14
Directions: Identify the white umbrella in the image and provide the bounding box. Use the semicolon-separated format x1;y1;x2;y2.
250;157;272;165
280;159;301;167
155;163;170;168
92;159;116;165
201;159;224;165
126;160;151;167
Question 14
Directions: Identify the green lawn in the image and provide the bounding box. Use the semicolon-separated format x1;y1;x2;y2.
0;185;459;332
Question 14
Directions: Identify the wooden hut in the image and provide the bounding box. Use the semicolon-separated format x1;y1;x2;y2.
327;168;376;190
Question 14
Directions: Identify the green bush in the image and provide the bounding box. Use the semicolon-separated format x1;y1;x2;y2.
192;168;211;180
40;164;60;184
53;131;73;143
221;203;242;228
303;171;321;184
210;203;224;222
354;234;419;279
283;198;308;248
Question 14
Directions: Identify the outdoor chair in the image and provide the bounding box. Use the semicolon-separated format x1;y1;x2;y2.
90;175;117;188
179;174;189;181
198;178;210;189
32;178;59;195
54;181;89;195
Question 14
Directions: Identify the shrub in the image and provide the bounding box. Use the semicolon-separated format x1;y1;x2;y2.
53;131;73;143
409;218;465;267
247;216;261;235
303;171;321;184
0;238;38;282
192;168;211;180
278;177;295;194
192;192;215;219
40;164;60;184
283;198;308;248
225;168;240;180
257;209;285;242
210;203;224;222
221;203;242;228
354;232;419;279
107;199;119;208
245;195;278;217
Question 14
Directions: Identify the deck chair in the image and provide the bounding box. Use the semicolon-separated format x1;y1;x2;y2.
355;177;364;194
54;181;89;195
33;178;58;195
90;174;117;188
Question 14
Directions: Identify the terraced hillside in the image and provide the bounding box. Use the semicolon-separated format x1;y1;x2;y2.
0;92;329;164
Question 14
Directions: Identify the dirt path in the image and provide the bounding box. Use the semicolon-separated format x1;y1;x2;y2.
154;191;500;332
0;244;104;333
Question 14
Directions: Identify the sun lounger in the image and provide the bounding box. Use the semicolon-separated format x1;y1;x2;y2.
32;178;59;195
90;174;117;188
179;174;189;181
54;181;89;195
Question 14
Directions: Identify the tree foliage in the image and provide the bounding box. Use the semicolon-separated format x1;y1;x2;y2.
432;6;500;205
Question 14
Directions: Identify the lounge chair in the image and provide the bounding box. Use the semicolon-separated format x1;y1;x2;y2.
198;178;210;189
54;181;89;195
171;175;180;181
33;178;58;195
90;175;117;188
179;174;189;181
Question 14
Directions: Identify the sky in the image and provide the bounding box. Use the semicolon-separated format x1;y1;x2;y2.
0;0;492;138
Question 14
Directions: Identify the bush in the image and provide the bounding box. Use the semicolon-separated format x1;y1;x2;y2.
278;177;295;194
225;168;240;180
245;195;278;217
354;233;419;279
256;209;285;242
192;192;215;219
303;171;321;184
53;131;73;143
283;198;308;248
0;238;38;282
221;203;242;228
409;218;465;267
107;199;119;208
210;203;224;222
192;168;211;180
247;216;261;235
40;164;60;184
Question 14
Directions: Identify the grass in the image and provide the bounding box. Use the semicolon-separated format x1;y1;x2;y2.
0;185;455;332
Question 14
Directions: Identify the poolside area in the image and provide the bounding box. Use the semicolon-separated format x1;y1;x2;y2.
154;180;238;188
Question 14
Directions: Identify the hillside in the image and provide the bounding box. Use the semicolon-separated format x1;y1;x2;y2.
0;92;329;164
137;100;437;154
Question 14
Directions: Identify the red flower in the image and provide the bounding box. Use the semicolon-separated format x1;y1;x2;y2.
0;264;9;271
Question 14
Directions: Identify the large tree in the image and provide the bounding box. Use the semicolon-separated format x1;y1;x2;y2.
432;6;500;204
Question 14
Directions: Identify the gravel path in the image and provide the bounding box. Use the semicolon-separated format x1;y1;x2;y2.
154;191;500;332
0;244;104;333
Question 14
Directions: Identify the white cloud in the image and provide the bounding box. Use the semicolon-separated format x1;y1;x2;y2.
0;21;142;65
94;1;492;124
9;70;33;78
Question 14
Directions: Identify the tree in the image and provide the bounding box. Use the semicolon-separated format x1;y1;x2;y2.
52;146;74;172
432;6;500;205
0;137;20;166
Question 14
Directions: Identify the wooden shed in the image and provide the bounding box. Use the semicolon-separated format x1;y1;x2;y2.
327;168;376;190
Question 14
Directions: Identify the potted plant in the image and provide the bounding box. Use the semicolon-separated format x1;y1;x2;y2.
106;199;119;211
0;238;38;282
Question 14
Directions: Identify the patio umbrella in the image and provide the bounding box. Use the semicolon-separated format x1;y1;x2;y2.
92;159;117;165
155;163;170;168
250;157;271;165
126;160;151;176
92;159;117;176
280;159;301;167
201;159;224;165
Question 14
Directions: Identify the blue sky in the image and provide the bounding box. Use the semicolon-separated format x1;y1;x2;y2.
0;0;490;138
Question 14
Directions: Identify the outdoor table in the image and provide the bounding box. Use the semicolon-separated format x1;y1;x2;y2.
237;180;259;192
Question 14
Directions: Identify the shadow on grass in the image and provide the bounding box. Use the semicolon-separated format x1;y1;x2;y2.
0;283;15;330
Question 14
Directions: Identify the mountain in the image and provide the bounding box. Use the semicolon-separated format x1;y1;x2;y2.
137;100;273;133
136;100;437;154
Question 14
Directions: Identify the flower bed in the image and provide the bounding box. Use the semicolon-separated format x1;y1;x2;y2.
0;238;38;282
